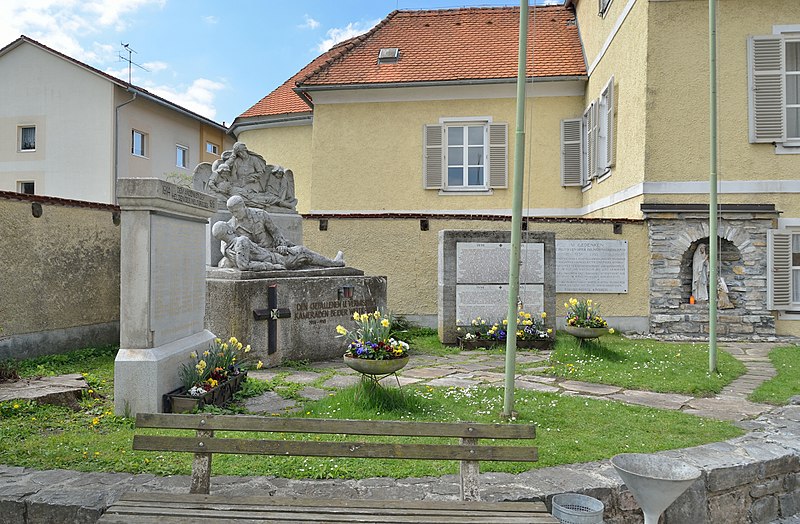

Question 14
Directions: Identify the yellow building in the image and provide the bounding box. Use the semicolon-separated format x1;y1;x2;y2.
232;2;800;339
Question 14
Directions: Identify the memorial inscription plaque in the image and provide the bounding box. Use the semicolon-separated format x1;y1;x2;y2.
456;284;544;324
457;242;544;284
555;239;628;293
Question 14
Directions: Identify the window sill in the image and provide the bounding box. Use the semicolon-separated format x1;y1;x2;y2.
581;181;593;193
132;153;149;159
777;310;800;320
775;143;800;155
438;188;493;196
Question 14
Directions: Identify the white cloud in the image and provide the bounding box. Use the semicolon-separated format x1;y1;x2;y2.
142;60;169;73
317;19;380;52
299;14;319;30
203;15;218;25
147;78;227;121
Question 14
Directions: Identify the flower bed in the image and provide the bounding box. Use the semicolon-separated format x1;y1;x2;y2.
456;309;554;350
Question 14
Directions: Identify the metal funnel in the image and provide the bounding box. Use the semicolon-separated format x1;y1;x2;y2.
611;453;702;524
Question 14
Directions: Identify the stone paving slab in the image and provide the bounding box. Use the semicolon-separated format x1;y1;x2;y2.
608;390;693;410
515;380;560;393
321;374;361;389
0;374;89;410
685;396;770;421
471;371;507;383
402;367;458;379
297;386;329;401
282;371;322;384
560;380;623;396
425;377;480;388
241;391;298;415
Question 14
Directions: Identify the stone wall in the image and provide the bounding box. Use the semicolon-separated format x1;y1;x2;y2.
0;192;120;359
646;207;778;340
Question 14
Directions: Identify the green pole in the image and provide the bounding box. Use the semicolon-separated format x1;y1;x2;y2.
503;0;529;418
708;0;718;372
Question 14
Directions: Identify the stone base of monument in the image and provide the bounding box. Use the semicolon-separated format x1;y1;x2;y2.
114;330;216;415
206;209;303;268
206;268;387;367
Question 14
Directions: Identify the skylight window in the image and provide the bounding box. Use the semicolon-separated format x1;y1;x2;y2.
378;47;399;62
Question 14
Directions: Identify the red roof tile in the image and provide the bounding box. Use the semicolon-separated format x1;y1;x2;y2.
238;6;584;120
299;6;585;88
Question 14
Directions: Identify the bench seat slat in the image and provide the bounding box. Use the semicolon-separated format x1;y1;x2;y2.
100;493;555;523
135;413;535;439
133;435;538;462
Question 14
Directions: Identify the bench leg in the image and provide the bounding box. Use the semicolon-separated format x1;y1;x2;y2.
190;429;213;495
460;437;480;501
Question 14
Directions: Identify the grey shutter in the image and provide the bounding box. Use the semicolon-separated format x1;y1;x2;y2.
603;76;615;168
584;102;597;180
768;229;792;310
748;35;786;143
561;118;583;186
488;123;508;188
423;124;443;189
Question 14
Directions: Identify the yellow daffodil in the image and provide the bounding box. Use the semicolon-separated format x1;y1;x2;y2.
374;311;381;318
547;328;553;334
203;350;210;357
502;319;508;325
609;328;615;334
256;361;264;369
336;325;348;335
540;312;546;318
381;319;390;328
190;351;197;359
360;313;368;322
214;338;222;344
244;345;251;353
353;312;360;320
229;336;238;345
92;417;100;425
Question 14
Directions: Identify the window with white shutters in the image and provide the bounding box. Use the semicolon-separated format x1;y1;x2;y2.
423;120;507;191
768;229;793;310
561;118;583;186
748;31;800;148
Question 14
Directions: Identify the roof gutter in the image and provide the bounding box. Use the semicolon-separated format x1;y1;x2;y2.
293;88;315;110
230;113;313;137
296;75;587;93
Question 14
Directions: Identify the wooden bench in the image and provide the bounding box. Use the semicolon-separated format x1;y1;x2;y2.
99;413;557;523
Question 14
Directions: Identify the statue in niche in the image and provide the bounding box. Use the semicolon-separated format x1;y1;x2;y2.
193;142;297;212
213;195;344;271
692;244;710;302
717;276;735;309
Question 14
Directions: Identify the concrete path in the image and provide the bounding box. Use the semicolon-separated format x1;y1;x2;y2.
247;341;786;424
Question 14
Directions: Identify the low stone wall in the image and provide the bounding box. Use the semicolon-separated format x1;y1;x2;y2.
0;192;121;360
1;405;798;523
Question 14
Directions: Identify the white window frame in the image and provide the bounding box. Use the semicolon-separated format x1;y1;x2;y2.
206;142;219;155
17;181;35;194
423;116;507;194
748;26;800;152
444;120;489;191
563;76;615;188
176;144;188;168
19;125;36;152
132;129;147;157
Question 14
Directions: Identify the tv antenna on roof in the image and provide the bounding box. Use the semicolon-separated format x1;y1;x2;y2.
119;43;148;85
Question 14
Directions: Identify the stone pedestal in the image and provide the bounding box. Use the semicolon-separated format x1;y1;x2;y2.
114;179;217;416
206;267;387;367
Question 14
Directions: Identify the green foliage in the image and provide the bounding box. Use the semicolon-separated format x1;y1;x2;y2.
564;297;609;328
749;346;800;405
532;335;746;396
0;359;19;381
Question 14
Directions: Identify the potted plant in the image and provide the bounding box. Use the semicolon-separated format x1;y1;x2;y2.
564;298;615;341
165;336;263;413
336;311;409;375
515;309;555;350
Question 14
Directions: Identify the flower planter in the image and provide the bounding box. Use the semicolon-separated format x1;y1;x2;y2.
458;337;498;350
343;355;409;376
564;326;608;340
164;372;247;413
517;338;555;351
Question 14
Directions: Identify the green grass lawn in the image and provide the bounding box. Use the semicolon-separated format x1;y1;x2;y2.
749;346;800;405
519;334;747;397
0;341;745;480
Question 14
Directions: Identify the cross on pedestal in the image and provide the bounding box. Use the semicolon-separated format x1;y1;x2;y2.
252;284;291;354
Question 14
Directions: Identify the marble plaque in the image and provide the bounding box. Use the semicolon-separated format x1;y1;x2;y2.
457;242;544;284
149;214;206;346
455;284;544;324
555;240;628;293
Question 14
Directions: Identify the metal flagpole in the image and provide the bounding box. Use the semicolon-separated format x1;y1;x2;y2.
708;0;718;372
503;0;529;418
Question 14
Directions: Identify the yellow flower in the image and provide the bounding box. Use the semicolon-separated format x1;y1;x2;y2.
570;298;578;306
353;312;360;320
229;336;238;345
564;302;569;308
221;343;228;351
214;338;222;344
587;299;593;305
92;417;100;426
237;342;243;350
374;311;381;318
609;328;615;334
256;361;264;369
517;330;524;337
540;312;546;318
502;319;508;325
244;345;251;353
547;328;553;334
208;379;218;388
381;319;390;328
360;313;368;322
94;452;100;456
336;325;348;335
203;350;210;357
13;403;19;409
190;351;197;359
88;389;94;395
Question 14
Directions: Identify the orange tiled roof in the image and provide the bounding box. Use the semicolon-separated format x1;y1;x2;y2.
238;40;354;119
298;6;585;88
238;6;584;120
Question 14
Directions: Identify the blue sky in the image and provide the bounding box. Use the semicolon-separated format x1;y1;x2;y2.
0;1;559;126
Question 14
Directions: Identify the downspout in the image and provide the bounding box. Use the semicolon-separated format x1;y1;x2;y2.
114;89;137;204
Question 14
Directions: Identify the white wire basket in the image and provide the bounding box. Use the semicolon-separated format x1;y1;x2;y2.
551;493;605;524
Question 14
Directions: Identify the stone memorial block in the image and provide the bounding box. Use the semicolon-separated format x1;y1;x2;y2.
114;178;217;416
555;239;628;293
205;267;387;366
439;230;556;344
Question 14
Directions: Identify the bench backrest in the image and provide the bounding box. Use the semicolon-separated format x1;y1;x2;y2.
134;413;537;500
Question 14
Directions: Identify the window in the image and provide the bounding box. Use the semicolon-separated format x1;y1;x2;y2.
19;126;35;151
599;0;612;17
768;229;800;310
206;142;219;155
561;76;615;186
176;145;188;168
748;31;800;149
423;119;507;191
132;129;146;157
18;181;34;194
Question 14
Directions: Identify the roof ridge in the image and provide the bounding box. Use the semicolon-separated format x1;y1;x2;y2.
295;10;401;88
